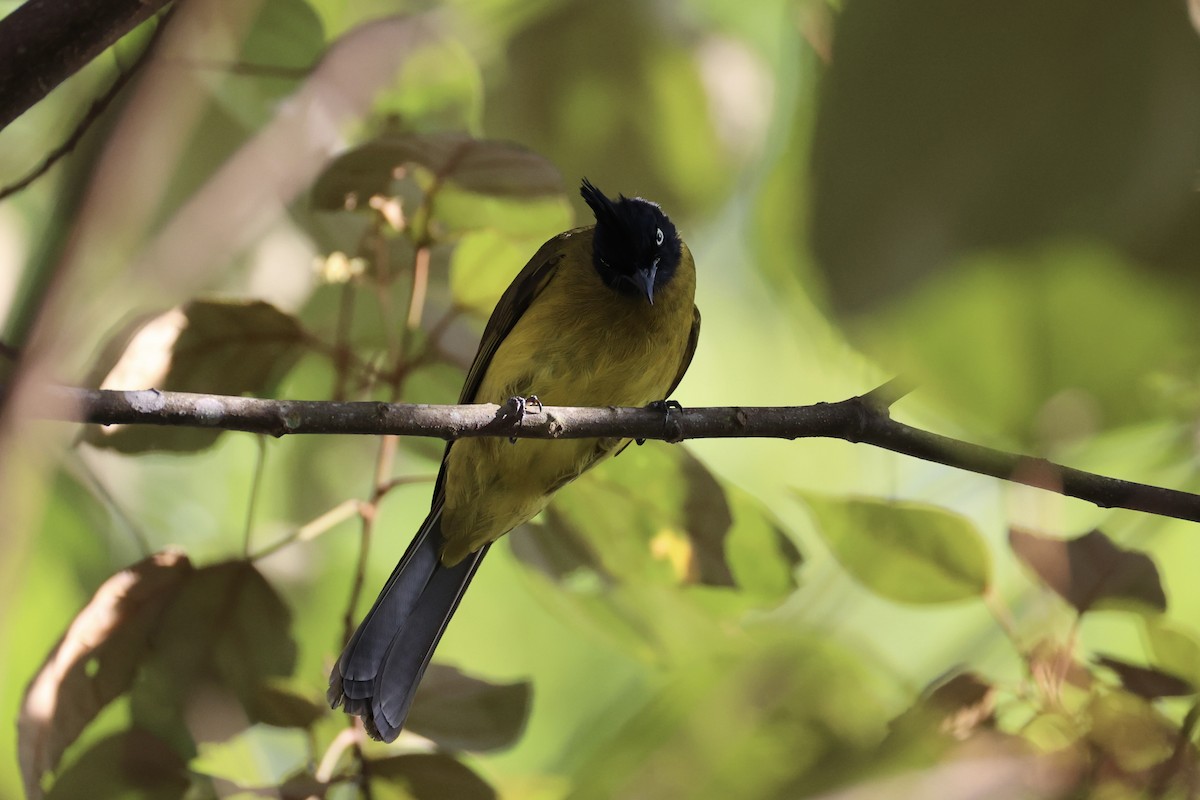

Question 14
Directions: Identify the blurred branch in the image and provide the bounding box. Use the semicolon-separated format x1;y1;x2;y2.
0;0;173;132
31;384;1200;525
0;6;170;201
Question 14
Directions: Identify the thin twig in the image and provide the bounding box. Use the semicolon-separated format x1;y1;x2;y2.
241;436;268;558
30;384;1200;525
250;498;363;561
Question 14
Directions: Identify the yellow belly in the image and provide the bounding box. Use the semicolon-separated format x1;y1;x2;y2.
439;250;695;564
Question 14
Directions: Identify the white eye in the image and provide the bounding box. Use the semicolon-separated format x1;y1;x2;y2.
655;227;664;246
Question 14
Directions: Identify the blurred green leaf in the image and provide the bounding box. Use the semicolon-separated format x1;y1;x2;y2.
484;0;733;215
1087;690;1176;774
853;246;1200;443
86;300;311;453
801;493;991;604
369;753;495;800
518;446;798;602
372;39;484;133
44;729;189;800
565;629;890;800
1143;618;1200;690
242;682;326;729
208;0;325;130
508;507;610;583
1094;655;1194;700
18;552;194;799
811;0;1200;314
311;132;563;211
451;199;576;311
897;670;996;734
279;770;329;800
130;562;297;754
1009;528;1167;614
406;664;532;753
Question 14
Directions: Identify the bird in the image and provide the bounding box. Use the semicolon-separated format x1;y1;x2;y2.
328;178;701;742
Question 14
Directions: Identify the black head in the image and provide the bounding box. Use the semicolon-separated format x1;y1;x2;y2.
580;178;681;304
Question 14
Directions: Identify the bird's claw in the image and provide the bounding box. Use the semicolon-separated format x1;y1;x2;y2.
642;399;685;444
505;395;543;444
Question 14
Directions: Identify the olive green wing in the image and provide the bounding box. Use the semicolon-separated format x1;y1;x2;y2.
666;305;701;399
457;229;586;404
430;228;586;503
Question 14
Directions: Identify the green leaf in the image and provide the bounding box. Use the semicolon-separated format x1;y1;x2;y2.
1087;691;1176;773
518;446;796;597
87;300;310;452
405;664;532;752
1143;618;1200;689
369;753;495;800
800;493;991;604
19;552;194;800
1009;528;1167;614
484;0;734;214
242;682;326;729
371;38;484;133
851;247;1200;444
724;487;803;603
508;507;610;583
44;729;189;800
311;132;563;211
209;0;325;130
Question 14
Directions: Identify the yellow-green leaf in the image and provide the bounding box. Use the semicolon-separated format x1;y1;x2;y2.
800;493;991;604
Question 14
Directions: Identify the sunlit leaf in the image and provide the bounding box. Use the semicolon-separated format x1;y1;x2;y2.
801;493;991;604
311;132;563;211
369;753;495;800
1009;528;1166;614
1093;655;1194;699
724;487;803;603
44;729;189;800
406;664;532;752
87;300;311;452
1143;618;1200;689
19;552;194;799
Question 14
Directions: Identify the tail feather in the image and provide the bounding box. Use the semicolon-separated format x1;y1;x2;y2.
328;508;488;742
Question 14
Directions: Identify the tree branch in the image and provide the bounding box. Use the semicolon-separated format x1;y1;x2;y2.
0;0;173;132
0;6;171;201
29;385;1200;525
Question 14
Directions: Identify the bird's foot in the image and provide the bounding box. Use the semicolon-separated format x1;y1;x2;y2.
505;395;543;443
638;399;685;445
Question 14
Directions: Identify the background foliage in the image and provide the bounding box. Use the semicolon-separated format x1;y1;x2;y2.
2;0;1200;797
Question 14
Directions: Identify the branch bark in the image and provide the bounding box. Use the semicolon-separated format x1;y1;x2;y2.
32;385;1200;525
0;0;172;132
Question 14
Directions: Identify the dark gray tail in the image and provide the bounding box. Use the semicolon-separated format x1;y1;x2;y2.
328;507;488;742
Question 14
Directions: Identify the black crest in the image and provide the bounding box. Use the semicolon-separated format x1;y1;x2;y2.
580;178;681;300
